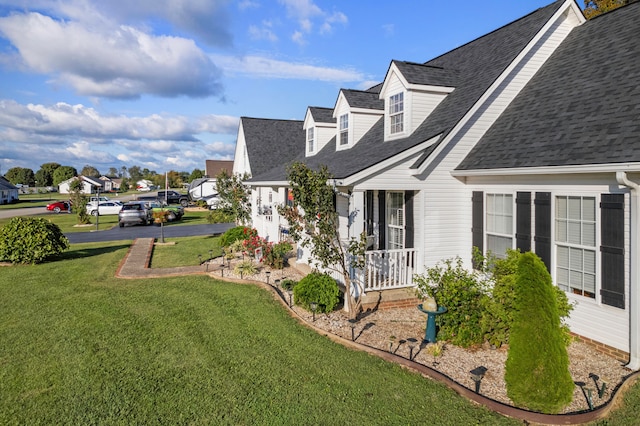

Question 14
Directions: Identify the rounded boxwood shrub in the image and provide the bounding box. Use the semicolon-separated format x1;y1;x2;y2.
0;217;69;264
220;226;256;247
293;272;339;313
504;252;573;413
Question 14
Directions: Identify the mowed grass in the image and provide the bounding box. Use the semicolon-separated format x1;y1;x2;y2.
150;235;223;268
0;241;519;425
1;241;639;424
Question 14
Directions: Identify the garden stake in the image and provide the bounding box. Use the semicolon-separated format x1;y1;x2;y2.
589;373;607;398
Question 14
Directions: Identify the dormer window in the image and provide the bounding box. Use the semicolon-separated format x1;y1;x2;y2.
339;114;349;145
307;127;315;152
389;92;404;134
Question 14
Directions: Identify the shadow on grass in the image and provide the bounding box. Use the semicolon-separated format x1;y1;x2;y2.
51;244;130;262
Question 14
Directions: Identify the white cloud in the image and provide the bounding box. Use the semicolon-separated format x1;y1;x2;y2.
0;100;238;142
0;12;223;99
249;21;278;42
277;0;346;43
211;54;365;82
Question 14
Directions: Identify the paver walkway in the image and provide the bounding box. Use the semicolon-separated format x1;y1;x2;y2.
116;238;207;279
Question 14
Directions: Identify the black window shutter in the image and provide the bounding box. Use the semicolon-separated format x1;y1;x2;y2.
600;193;625;309
472;191;483;268
516;192;531;252
534;192;551;272
404;191;415;249
378;190;386;250
365;190;374;236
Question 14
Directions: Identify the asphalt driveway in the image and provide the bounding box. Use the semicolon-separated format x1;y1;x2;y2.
65;223;234;244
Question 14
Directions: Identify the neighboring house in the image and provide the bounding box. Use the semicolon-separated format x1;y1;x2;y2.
0;176;19;204
58;176;104;194
205;160;234;178
99;175;122;192
237;0;640;367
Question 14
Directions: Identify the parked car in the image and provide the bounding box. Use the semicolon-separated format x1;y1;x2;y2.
157;190;190;207
86;201;123;216
118;201;152;227
46;201;71;213
145;200;184;221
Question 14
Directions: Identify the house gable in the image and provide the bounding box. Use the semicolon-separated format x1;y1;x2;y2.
379;61;457;141
333;89;384;151
303;107;336;157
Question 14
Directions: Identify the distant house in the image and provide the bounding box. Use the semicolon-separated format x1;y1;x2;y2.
0;176;19;204
237;0;640;368
58;176;103;194
205;160;234;178
99;176;122;192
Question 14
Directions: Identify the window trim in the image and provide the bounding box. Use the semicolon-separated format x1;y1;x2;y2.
485;193;514;258
307;127;315;152
555;195;597;299
389;92;404;135
386;191;405;250
339;114;349;146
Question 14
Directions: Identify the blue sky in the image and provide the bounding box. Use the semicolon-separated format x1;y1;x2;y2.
0;0;560;176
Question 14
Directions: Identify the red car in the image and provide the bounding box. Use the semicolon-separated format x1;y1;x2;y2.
46;201;71;213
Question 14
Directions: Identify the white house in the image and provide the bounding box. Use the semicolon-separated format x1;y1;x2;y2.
235;1;640;367
0;176;19;204
58;176;103;194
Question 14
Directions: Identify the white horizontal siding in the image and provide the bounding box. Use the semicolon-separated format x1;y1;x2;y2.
409;90;448;134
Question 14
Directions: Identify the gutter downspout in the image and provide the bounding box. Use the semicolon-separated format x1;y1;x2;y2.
616;171;640;370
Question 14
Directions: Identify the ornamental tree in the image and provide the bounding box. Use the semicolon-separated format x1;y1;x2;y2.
504;252;574;413
215;170;251;225
278;162;366;319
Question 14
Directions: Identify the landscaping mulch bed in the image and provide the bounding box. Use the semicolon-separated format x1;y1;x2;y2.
210;260;632;414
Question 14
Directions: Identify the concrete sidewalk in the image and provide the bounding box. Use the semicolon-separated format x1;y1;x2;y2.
116;238;208;279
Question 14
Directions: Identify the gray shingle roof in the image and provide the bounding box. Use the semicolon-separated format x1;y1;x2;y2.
457;2;640;171
0;176;18;191
341;89;384;111
250;1;564;183
308;107;335;124
392;61;460;88
240;117;305;178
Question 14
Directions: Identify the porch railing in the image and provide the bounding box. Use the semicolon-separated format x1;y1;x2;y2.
362;248;417;292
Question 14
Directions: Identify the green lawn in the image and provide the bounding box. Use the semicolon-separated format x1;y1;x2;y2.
0;241;638;424
150;235;223;268
0;241;514;425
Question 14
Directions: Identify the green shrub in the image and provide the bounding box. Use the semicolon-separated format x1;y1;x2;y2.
234;260;258;277
220;226;256;247
414;257;488;347
293;272;339;313
480;250;574;348
207;209;235;224
264;241;293;269
280;278;297;291
0;217;69;264
504;252;573;413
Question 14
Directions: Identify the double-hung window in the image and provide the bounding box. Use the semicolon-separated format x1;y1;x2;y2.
555;196;596;298
389;92;404;134
307;127;314;152
339;114;349;146
486;194;513;258
387;192;404;250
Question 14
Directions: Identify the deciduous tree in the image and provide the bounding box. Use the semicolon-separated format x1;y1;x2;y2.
5;167;35;186
215;170;251;225
583;0;630;18
35;162;61;186
277;162;366;319
80;165;100;177
52;166;77;186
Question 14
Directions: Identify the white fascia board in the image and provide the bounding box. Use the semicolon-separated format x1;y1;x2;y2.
451;162;640;177
379;63;407;98
338;134;442;186
406;84;455;94
350;108;384;115
414;0;581;175
303;110;314;129
248;180;289;187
